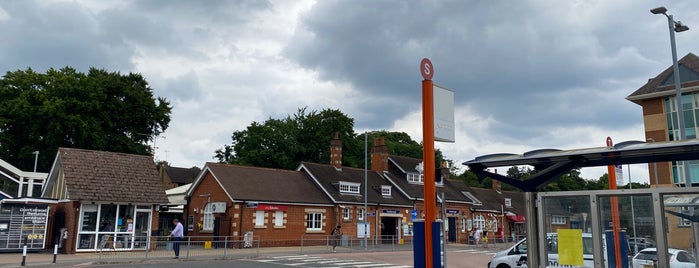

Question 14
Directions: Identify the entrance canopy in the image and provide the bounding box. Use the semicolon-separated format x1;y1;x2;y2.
462;139;699;192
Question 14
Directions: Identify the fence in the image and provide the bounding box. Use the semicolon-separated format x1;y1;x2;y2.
95;234;415;262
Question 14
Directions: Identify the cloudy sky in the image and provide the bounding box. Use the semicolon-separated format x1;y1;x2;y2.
2;0;698;183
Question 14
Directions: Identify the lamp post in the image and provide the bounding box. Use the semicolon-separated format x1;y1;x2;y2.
651;6;691;188
628;165;638;254
364;131;370;250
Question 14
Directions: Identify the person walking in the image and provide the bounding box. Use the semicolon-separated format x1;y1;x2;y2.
331;225;342;252
474;227;482;246
170;218;184;259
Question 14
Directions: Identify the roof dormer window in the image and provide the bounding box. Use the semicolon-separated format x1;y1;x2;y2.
339;181;360;194
505;198;512;208
381;185;392;197
407;173;423;184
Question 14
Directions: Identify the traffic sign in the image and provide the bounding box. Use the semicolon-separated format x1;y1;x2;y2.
420;58;434;80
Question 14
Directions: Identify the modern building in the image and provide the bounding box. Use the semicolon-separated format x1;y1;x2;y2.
627;52;699;249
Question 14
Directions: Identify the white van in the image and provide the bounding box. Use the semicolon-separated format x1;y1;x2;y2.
488;233;596;268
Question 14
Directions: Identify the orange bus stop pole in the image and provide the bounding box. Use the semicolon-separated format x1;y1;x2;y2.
422;79;435;268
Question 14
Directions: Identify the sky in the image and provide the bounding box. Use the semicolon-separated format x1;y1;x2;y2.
2;0;698;184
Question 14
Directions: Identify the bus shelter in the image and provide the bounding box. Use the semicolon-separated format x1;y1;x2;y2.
464;139;699;267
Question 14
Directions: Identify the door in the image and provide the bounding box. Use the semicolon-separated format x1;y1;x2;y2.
134;211;150;249
380;217;397;244
448;217;456;242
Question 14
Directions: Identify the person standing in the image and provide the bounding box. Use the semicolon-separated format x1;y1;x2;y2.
170;218;184;259
331;225;342;252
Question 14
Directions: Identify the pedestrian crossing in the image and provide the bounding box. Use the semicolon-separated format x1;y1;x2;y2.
253;255;412;268
451;248;498;255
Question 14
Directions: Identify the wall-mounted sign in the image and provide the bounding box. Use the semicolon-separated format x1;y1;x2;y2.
382;209;401;214
446;209;459;214
210;202;227;213
256;204;288;211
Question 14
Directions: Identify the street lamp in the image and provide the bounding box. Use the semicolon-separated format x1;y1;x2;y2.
651;6;691;188
364;132;369;250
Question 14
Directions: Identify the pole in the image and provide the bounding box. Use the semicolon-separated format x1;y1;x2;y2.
422;79;436;268
667;14;692;188
364;132;368;250
53;243;58;263
629;165;638;254
441;192;447;268
606;137;622;268
32;151;39;172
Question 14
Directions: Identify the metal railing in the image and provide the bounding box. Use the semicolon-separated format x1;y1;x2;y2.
97;235;261;261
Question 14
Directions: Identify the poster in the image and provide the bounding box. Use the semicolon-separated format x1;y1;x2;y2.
557;229;584;266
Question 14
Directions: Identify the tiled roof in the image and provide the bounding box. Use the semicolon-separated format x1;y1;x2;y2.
165;165;200;184
385;156;481;204
204;162;332;204
57;147;168;204
300;162;413;207
627;53;699;104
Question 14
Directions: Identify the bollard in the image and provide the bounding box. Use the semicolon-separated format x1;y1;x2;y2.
21;244;27;266
53;243;58;263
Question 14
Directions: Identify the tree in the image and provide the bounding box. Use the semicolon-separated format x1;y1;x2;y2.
214;107;450;170
0;67;171;171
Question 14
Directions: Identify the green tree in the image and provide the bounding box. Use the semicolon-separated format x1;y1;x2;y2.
215;108;449;170
0;67;171;171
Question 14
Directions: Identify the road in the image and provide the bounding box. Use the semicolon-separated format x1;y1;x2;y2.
76;248;497;268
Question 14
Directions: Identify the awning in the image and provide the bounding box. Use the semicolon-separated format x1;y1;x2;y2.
506;214;526;223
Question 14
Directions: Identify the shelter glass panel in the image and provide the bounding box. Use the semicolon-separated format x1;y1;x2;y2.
541;195;592;267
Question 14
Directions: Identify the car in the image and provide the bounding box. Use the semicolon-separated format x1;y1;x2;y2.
632;248;696;268
628;237;656;253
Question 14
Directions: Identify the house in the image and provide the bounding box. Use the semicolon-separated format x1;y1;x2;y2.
41;148;168;253
157;163;200;189
184;162;334;246
626;52;699;249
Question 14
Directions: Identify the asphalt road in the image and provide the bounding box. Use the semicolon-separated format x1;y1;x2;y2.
73;249;497;268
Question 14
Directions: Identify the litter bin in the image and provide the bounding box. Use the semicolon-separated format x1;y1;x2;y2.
204;241;212;249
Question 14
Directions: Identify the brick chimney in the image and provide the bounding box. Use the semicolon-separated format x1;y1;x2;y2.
330;131;342;168
370;137;388;172
439;161;450;181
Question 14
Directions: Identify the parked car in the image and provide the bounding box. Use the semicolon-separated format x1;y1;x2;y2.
628;237;656;253
632;248;696;268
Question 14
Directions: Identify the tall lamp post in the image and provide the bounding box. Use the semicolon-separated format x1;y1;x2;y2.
364;132;369;250
651;6;691;188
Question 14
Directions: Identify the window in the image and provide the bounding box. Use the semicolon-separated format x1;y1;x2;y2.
679;207;691;227
187;215;194;231
202;203;214;231
475;215;485;230
306;212;323;231
274;211;284;227
407;173;423;184
381;185;391;196
551;216;566;225
339;181;360;194
357;208;365;221
255;210;265;227
665;94;699;185
343;207;351;220
505;198;512;208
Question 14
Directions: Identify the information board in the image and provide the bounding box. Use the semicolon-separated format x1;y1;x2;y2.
0;203;49;251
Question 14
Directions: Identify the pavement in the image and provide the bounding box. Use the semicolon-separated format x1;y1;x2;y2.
0;242;515;267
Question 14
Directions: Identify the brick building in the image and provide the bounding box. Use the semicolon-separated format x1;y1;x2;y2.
42;148;168;253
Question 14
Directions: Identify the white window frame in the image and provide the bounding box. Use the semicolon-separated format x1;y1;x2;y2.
475;215;485;230
274;211;284;227
255;210;265;227
343;207;351;220
203;203;214;231
551;215;566;225
306;212;323;231
339;181;360;194
381;185;392;196
407;173;424;184
357;208;365;221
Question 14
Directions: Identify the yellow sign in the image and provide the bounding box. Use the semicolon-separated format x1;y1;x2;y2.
557;229;583;266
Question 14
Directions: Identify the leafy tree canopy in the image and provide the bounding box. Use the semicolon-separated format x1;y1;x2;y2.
0;67;171;171
214;107;447;170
